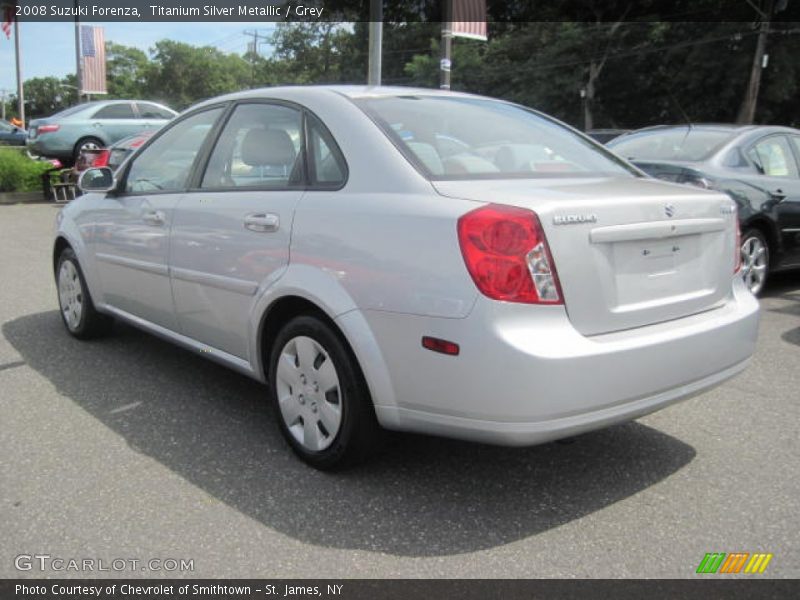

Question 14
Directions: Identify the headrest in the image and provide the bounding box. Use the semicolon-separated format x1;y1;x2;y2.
241;128;296;167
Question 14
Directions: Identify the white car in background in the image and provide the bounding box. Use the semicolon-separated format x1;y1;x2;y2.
54;86;759;469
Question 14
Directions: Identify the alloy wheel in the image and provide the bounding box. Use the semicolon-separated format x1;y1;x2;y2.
740;234;768;295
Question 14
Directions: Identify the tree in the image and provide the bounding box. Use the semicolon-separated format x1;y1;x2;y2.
106;42;149;99
146;41;251;109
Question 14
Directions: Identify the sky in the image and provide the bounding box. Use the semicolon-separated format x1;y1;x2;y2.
1;21;277;95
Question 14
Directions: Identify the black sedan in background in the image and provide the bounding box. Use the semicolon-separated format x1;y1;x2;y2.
609;125;800;295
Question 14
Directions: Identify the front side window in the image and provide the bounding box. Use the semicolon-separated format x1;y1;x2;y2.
356;95;637;180
747;136;799;178
201;103;303;189
125;107;223;194
92;103;136;119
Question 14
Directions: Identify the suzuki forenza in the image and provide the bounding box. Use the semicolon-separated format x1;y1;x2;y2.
55;87;760;468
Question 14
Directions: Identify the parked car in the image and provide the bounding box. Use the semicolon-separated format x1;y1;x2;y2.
609;124;800;295
75;130;156;174
56;87;759;469
586;128;630;144
27;100;176;165
0;118;27;146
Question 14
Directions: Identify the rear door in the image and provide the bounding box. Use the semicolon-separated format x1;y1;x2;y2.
90;102;141;144
778;135;800;265
169;101;306;360
746;134;800;265
135;102;176;133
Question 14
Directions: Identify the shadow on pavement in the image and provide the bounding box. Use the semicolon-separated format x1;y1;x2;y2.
4;311;696;557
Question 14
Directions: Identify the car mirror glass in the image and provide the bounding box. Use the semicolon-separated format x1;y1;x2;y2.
78;167;116;193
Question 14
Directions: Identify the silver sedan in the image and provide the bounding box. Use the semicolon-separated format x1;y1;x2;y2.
54;87;759;469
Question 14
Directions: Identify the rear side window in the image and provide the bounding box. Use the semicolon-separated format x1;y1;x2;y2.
747;136;799;178
201;103;303;190
92;103;135;119
307;115;346;187
136;103;175;120
125;107;223;193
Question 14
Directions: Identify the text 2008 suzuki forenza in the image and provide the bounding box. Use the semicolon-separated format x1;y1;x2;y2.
55;87;760;468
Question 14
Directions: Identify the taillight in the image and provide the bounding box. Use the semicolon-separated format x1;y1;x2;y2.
91;149;110;168
37;124;60;134
457;204;563;304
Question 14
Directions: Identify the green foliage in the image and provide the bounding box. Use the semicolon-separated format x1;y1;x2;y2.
6;18;800;129
0;149;53;192
146;40;252;109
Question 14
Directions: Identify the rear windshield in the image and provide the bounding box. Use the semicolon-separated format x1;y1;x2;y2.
609;129;737;162
355;95;638;180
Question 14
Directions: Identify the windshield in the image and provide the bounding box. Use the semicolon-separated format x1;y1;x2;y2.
355;95;638;180
609;128;737;162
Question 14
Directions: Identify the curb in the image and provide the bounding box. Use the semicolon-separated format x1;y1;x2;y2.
0;191;52;205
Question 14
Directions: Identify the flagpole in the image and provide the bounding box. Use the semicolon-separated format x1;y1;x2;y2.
74;1;82;102
14;16;23;124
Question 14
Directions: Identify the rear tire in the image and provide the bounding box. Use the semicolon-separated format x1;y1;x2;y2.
740;229;769;296
73;136;104;164
268;315;380;470
56;248;113;339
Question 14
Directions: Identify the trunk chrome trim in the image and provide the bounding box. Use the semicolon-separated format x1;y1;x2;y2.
590;218;727;244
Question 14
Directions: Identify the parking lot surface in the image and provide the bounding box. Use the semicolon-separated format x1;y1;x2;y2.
1;203;798;578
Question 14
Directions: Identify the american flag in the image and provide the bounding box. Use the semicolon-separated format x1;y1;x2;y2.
80;25;107;94
452;0;487;41
2;2;14;40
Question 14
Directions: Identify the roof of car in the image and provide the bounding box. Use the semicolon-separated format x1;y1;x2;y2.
191;85;479;110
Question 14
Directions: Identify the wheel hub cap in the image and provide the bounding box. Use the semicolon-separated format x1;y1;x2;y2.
58;260;83;330
275;336;342;452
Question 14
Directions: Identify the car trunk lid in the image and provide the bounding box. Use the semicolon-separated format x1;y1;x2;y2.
435;176;738;336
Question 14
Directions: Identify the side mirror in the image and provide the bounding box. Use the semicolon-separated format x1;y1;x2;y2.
78;167;116;193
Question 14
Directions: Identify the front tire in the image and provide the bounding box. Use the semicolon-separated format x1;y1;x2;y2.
56;248;113;339
740;229;769;296
268;315;380;469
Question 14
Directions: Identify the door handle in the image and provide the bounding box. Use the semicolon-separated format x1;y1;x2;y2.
244;212;279;233
142;210;165;226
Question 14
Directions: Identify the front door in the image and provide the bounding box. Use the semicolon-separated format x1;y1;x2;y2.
93;106;225;330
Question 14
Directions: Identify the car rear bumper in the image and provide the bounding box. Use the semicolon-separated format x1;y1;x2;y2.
362;277;760;446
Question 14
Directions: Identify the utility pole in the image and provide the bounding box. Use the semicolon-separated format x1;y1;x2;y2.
244;29;269;86
737;0;777;124
440;0;453;89
367;0;382;86
14;17;24;125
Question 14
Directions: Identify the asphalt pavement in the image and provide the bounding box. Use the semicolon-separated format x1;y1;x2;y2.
1;203;798;578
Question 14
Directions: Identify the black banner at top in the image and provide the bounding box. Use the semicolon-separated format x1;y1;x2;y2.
6;0;800;23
